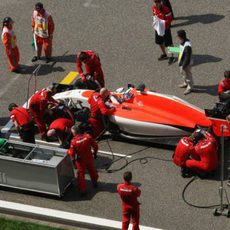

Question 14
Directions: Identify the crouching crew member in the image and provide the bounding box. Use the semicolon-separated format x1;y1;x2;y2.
29;86;58;139
88;88;115;138
47;118;74;148
117;171;141;230
8;103;35;143
68;125;99;196
77;50;105;88
1;17;20;73
173;135;195;167
185;130;219;175
173;130;219;177
218;70;230;102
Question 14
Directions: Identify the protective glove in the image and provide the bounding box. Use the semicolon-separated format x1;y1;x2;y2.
80;74;86;82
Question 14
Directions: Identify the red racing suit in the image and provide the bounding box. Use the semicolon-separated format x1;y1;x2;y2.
77;50;105;87
10;106;35;143
88;92;115;138
1;26;20;72
49;118;74;140
117;182;141;230
32;10;54;58
185;132;219;173
68;133;98;193
49;118;74;133
29;88;58;138
218;79;230;94
152;3;173;28
173;137;195;167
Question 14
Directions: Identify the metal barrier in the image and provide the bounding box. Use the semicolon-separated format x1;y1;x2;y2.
0;139;75;197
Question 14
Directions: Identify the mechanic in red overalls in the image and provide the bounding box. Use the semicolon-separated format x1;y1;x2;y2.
117;171;141;230
173;132;202;177
218;71;230;101
68;125;99;196
29;86;58;139
173;136;195;167
76;50;105;88
1;17;20;73
47;118;74;148
88;88;115;138
185;130;219;174
8;103;35;143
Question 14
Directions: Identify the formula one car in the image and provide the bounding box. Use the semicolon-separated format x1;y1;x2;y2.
52;83;230;145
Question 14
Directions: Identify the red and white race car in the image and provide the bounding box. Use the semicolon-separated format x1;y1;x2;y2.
53;84;230;145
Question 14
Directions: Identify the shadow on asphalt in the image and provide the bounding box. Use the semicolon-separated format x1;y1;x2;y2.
19;63;65;76
193;54;222;67
52;54;76;64
193;84;218;96
0;117;10;127
63;180;118;202
172;13;225;27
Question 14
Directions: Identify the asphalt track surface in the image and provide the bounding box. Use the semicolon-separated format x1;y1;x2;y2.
0;0;230;229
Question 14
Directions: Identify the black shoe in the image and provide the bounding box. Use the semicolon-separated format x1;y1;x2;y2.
80;191;87;197
181;167;196;178
168;57;176;65
12;68;21;73
45;57;51;63
31;56;39;62
92;181;98;188
158;54;168;61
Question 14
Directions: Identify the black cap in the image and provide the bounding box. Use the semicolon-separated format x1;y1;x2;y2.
35;2;44;10
224;71;230;79
193;129;205;142
8;103;18;111
79;52;88;62
3;17;13;25
177;30;187;40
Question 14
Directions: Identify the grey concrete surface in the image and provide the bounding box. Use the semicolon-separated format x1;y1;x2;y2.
0;0;230;229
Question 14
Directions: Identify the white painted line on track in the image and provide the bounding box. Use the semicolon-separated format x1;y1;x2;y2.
99;150;132;158
0;200;157;230
83;0;99;8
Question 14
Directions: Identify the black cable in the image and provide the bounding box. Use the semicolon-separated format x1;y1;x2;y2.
103;146;150;172
182;176;220;209
98;137;172;173
106;156;172;173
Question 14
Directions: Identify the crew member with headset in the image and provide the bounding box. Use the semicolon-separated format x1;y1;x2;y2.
185;130;219;175
8;103;35;143
218;70;230;102
76;50;105;88
67;125;99;196
173;129;219;177
88;88;116;138
1;17;20;73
